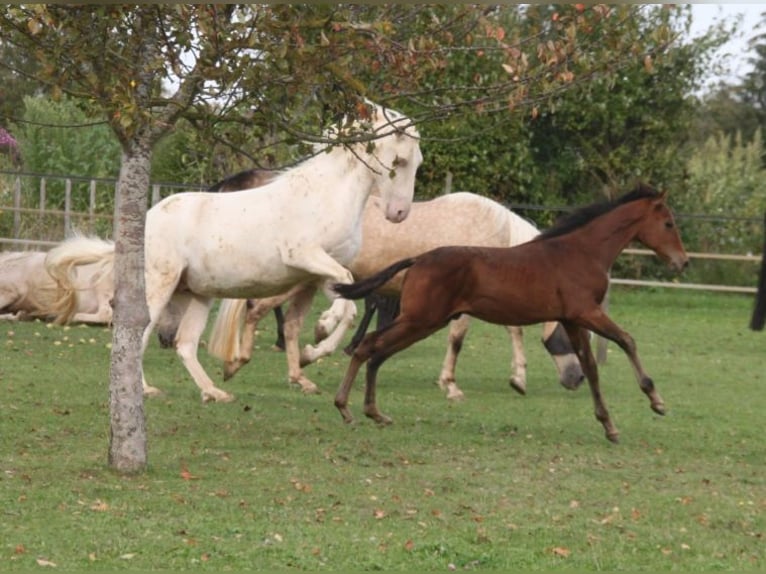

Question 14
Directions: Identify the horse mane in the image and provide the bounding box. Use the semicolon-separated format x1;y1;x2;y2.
207;168;277;192
535;183;662;241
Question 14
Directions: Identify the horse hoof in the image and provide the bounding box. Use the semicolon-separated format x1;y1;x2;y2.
606;432;620;444
651;403;666;416
143;385;163;397
202;390;235;403
366;411;393;425
509;377;527;395
300;384;320;395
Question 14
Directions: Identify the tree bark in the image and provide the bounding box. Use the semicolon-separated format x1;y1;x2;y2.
108;144;151;473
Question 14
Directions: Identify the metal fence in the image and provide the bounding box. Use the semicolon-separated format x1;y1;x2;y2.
1;169;762;294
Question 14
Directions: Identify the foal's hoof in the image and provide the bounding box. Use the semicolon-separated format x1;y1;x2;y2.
509;377;527;395
366;411;393;425
143;385;163;397
651;402;666;416
606;432;620;444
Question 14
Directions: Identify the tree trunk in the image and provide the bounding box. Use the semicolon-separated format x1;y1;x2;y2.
108;144;151;473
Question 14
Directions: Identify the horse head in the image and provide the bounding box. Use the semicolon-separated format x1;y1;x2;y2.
322;101;421;224
636;190;690;272
366;103;422;223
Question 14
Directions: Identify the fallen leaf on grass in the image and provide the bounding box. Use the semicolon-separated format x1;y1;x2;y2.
551;546;571;558
180;464;198;481
36;558;57;567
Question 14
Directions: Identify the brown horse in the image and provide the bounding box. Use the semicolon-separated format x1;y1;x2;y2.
333;184;689;443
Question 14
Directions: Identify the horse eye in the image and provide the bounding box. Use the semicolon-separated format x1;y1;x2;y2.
665;221;674;229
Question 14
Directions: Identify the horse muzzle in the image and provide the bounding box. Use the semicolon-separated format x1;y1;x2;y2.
385;203;411;224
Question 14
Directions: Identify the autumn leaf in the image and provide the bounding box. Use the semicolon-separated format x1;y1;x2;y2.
551;546;571;558
90;500;109;512
404;539;415;551
180;464;198;481
373;508;386;519
36;558;57;567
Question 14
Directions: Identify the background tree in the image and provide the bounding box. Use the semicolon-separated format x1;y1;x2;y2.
0;4;688;474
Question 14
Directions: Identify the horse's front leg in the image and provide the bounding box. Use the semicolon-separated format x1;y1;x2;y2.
437;314;470;401
563;322;619;443
581;308;665;416
283;283;320;394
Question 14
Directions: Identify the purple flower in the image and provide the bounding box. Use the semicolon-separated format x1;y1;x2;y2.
0;127;18;148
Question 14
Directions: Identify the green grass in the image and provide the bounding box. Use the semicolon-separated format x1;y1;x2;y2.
0;288;764;570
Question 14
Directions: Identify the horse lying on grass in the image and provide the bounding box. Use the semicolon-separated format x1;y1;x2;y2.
1;240;113;324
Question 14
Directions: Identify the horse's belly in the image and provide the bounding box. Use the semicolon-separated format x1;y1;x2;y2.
182;263;310;299
180;253;309;299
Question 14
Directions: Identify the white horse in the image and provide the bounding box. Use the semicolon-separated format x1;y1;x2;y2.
0;241;113;324
208;192;584;400
48;102;422;402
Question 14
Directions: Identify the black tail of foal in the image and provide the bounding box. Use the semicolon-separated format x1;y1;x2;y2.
333;258;415;300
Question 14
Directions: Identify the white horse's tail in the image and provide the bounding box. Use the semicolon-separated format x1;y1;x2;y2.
44;235;115;324
207;298;248;362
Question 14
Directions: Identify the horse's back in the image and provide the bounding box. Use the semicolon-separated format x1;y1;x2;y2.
145;170;365;298
402;244;566;326
352;192;531;288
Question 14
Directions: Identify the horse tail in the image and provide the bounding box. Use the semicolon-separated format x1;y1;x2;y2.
44;235;115;325
334;258;416;300
208;298;248;361
750;212;766;330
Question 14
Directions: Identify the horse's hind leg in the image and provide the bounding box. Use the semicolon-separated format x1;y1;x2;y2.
542;322;584;390
173;294;234;403
335;316;444;424
228;293;292;379
282;283;321;394
363;318;447;424
563;322;619;443
437;314;470;401
507;325;528;395
302;280;357;365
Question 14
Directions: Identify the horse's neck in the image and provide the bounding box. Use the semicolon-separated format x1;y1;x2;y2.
313;150;376;220
573;202;649;267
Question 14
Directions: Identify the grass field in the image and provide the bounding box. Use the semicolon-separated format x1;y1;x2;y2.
0;287;764;570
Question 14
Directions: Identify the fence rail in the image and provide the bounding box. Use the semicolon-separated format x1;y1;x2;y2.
1;170;763;295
